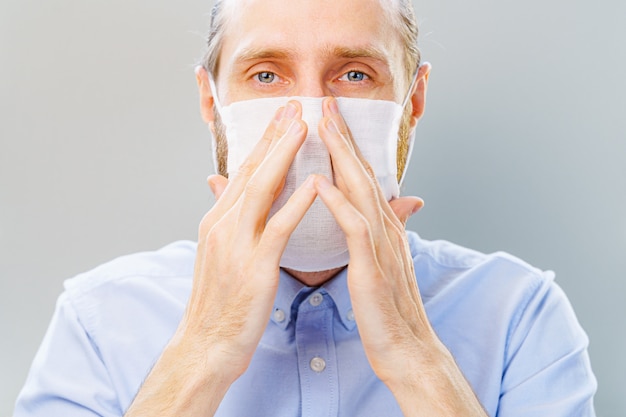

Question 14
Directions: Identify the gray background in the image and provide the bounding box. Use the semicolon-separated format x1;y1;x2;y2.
1;0;624;415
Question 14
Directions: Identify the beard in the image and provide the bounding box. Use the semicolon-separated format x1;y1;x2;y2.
211;103;415;184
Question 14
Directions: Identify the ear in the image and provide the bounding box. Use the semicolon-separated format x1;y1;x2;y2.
195;66;216;125
408;62;431;132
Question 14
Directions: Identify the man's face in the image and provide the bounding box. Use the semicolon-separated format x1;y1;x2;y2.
213;0;408;105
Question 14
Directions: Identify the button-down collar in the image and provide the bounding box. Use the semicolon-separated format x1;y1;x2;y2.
322;267;357;331
271;267;356;331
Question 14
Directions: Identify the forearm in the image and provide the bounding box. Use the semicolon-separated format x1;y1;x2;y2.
124;336;235;417
387;337;487;417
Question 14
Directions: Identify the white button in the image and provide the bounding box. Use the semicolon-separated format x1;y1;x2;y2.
309;292;323;306
310;356;326;372
273;309;286;323
346;309;355;321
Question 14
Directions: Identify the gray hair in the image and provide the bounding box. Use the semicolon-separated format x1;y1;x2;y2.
201;0;421;86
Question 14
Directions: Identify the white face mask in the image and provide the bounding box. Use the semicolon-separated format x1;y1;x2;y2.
209;81;416;272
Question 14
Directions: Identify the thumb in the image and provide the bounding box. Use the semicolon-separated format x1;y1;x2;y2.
388;196;424;226
207;174;229;200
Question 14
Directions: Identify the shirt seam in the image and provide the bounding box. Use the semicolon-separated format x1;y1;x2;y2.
502;272;548;374
63;290;123;414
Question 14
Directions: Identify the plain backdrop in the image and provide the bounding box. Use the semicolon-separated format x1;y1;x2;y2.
1;0;624;415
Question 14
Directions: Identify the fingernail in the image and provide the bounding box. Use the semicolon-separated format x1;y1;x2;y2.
412;199;424;214
328;97;339;114
284;102;298;119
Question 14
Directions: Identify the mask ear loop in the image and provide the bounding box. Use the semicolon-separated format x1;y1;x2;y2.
398;64;422;186
207;74;224;175
208;75;224;114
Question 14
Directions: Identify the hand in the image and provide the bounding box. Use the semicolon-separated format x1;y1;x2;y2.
125;101;317;416
182;100;317;376
314;97;487;416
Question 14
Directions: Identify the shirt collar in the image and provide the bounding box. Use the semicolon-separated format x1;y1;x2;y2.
322;267;356;331
271;267;356;331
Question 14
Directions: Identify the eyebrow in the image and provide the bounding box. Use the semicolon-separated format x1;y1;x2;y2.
326;45;389;64
234;47;295;64
234;45;390;67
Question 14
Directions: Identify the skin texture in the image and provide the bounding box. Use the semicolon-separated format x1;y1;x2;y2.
124;0;488;415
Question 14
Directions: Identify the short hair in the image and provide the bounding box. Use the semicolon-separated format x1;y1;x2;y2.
201;0;421;87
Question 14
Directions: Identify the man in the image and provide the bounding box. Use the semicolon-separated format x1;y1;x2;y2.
15;0;596;415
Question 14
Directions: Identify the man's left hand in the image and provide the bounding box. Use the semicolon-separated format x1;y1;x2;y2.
314;97;487;417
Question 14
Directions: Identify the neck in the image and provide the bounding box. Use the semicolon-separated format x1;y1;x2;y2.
283;266;346;287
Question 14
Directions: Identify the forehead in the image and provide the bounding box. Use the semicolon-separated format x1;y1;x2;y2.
217;0;404;73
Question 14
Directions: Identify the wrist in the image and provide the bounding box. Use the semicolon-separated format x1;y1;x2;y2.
166;328;245;386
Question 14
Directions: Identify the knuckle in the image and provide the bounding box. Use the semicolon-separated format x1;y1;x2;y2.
265;216;290;239
204;217;231;247
273;121;288;139
259;131;275;151
243;179;264;199
236;158;257;178
204;225;221;248
198;211;216;237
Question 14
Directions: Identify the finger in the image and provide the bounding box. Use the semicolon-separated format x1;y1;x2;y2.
318;99;385;229
313;154;400;276
201;102;306;244
227;101;303;198
207;174;229;200
213;104;286;211
198;106;286;238
237;115;307;231
312;175;380;270
256;174;318;266
321;97;373;178
319;98;413;285
388;196;424;226
314;175;421;324
265;101;301;200
321;97;409;234
319;98;406;278
268;101;304;153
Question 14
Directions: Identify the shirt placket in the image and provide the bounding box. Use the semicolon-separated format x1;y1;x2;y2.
295;290;339;417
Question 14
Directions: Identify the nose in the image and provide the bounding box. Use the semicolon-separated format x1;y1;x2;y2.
292;74;332;98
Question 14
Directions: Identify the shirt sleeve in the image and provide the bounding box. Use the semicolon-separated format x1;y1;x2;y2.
497;277;597;416
14;291;122;417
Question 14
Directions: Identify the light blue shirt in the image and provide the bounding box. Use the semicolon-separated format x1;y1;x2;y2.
15;231;596;416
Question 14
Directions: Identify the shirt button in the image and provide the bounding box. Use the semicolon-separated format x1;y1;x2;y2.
309;292;323;306
273;309;286;323
346;309;355;321
310;356;326;373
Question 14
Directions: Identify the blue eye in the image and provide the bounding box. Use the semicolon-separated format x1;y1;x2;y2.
256;72;275;83
346;71;366;82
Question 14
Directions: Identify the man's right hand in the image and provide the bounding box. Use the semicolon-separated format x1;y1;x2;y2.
125;100;315;416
